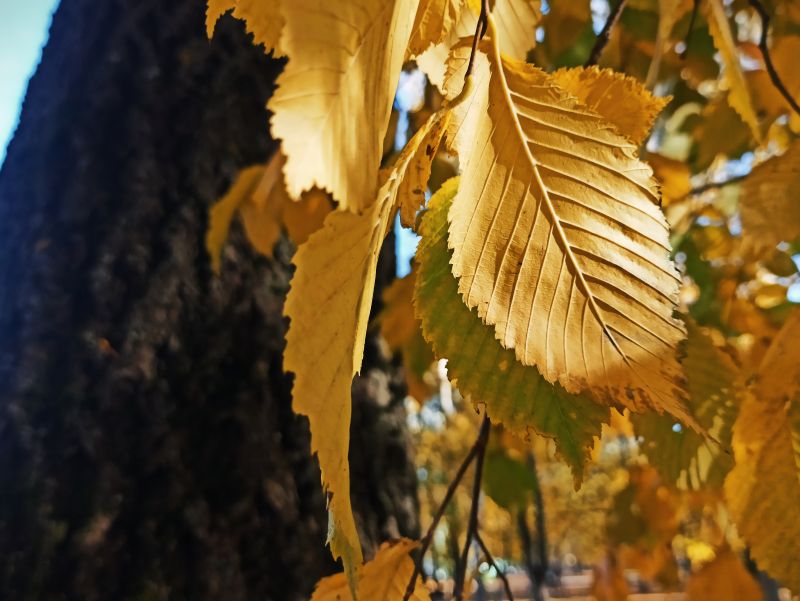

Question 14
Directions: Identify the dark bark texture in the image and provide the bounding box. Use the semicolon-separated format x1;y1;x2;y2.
0;1;418;600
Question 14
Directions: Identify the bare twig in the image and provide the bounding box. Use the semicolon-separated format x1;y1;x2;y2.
464;0;491;84
401;416;488;601
747;0;800;117
475;532;514;601
681;0;701;60
453;414;491;601
689;173;747;196
585;0;629;67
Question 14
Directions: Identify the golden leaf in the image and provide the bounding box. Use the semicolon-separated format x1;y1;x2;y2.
205;164;265;274
591;551;629;601
739;139;800;249
414;178;609;483
415;0;541;92
408;0;468;56
206;0;284;55
206;0;235;38
704;0;762;142
397;110;451;228
284;111;454;582
647;153;691;207
724;311;800;592
270;0;417;209
282;188;333;247
550;66;669;146
444;31;691;423
311;539;431;601
635;323;737;490
686;549;762;601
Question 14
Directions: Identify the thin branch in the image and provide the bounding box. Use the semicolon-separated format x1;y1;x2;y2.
747;0;800;117
401;417;487;601
689;173;747;196
464;0;491;85
585;0;629;67
474;532;514;601
681;0;701;60
453;414;491;601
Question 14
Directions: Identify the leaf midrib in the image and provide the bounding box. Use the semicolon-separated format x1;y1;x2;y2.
486;28;632;369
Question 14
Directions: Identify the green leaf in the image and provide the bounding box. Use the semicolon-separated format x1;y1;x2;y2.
413;178;609;484
634;322;737;489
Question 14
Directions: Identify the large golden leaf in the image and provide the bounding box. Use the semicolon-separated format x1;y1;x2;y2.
415;178;609;482
205;0;283;55
724;311;800;592
444;32;690;423
739;139;800;249
270;0;417;209
284;110;453;582
704;0;762;142
311;539;430;601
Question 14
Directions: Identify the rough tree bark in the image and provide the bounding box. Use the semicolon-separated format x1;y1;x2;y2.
0;1;418;600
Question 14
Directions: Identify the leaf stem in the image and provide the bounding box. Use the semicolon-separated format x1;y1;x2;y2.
464;0;491;85
475;531;514;600
585;0;629;67
453;414;491;600
747;0;800;118
401;414;488;601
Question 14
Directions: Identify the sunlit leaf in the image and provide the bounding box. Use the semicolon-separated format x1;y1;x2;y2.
414;178;609;482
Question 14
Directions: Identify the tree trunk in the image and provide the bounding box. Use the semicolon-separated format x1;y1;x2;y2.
0;1;418;600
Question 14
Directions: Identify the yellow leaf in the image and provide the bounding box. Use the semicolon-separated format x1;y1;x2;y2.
648;153;691;207
748;36;800;125
635;323;737;490
469;0;542;61
284;111;454;583
205;165;265;274
704;0;762;142
408;0;468;56
414;178;609;483
282;188;333;247
724;310;800;592
414;0;541;92
310;539;431;601
397;110;451;228
206;0;284;55
686;549;762;601
444;30;692;424
206;0;235;38
591;551;629;601
739;139;800;249
239;154;288;258
269;0;417;209
550;66;669;146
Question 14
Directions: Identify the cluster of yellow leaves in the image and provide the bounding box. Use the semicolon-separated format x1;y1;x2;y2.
206;0;800;593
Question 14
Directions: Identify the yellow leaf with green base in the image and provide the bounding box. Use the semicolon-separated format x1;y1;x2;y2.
414;177;608;483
